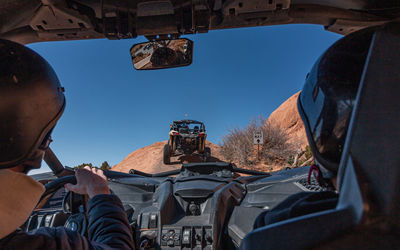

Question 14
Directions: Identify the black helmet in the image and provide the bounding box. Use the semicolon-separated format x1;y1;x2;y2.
150;47;179;66
297;27;376;174
0;39;65;170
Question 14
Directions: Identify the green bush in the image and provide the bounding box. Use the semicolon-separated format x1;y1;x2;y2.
304;145;313;159
287;155;294;165
298;145;314;166
100;161;111;170
73;161;111;170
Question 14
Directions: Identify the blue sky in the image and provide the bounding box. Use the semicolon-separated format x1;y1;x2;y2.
28;24;341;174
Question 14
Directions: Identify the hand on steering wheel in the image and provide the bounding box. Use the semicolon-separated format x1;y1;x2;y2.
40;166;110;204
64;166;110;199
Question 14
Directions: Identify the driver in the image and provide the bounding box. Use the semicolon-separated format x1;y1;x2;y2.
150;47;179;66
254;27;375;228
0;39;134;249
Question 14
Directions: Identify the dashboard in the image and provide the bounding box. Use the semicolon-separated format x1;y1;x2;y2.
28;163;326;249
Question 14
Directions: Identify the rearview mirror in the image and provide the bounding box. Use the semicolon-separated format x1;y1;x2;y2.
130;38;193;70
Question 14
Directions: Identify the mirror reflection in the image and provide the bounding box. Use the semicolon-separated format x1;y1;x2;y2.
130;39;193;70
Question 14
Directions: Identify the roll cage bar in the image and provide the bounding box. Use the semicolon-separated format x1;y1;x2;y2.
0;0;396;45
171;120;206;132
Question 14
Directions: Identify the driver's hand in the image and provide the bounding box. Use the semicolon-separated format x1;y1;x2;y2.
64;166;111;199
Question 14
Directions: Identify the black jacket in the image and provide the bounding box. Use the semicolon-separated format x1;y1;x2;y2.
0;194;135;249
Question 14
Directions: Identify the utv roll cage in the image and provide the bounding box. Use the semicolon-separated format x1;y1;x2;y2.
171;120;206;133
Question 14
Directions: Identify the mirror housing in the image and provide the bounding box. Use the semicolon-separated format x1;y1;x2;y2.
130;38;193;70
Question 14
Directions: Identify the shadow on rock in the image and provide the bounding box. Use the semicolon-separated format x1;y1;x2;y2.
168;153;224;165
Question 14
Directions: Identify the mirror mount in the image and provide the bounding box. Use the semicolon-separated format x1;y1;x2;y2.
145;34;181;41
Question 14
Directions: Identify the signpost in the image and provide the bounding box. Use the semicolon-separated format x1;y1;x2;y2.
253;131;264;160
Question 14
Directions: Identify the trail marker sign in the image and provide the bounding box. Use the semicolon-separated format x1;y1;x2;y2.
253;131;264;145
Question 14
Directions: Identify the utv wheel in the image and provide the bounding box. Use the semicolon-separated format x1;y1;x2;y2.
163;144;171;165
203;147;211;162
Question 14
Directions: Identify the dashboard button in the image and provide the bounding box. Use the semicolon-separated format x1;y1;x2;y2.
182;228;192;245
69;221;78;231
182;235;190;244
149;213;157;228
206;234;213;244
195;234;202;241
167;240;174;247
140;213;149;229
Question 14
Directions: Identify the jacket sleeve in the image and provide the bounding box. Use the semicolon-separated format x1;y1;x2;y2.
0;194;135;250
86;194;135;249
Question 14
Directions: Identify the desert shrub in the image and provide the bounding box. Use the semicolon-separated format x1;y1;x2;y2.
221;126;254;165
221;116;296;167
260;120;295;163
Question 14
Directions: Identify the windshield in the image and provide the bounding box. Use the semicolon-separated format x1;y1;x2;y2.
28;25;341;175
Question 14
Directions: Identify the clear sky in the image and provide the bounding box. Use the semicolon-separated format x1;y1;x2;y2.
28;24;341;174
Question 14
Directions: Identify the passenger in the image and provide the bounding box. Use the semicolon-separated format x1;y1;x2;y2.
0;39;134;249
254;27;375;228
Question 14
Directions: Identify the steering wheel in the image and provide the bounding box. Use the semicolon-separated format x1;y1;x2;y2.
40;169;124;202
37;175;90;235
40;175;77;202
36;170;125;235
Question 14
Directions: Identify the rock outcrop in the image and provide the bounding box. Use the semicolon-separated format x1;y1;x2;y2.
267;91;308;149
112;141;225;173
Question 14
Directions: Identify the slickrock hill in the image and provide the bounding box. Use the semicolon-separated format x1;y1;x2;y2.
267;91;308;149
112;141;226;174
112;92;308;174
